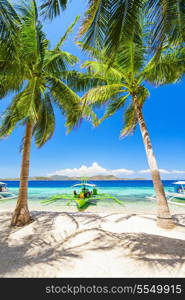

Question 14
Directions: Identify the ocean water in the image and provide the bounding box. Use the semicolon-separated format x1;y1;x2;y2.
1;180;184;214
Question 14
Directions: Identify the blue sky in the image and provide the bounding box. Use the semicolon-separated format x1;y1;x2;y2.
0;0;185;179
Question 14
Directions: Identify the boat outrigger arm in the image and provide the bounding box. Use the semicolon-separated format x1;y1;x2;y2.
72;183;96;188
146;181;185;206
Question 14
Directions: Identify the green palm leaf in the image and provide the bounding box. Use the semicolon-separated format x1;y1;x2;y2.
147;0;185;50
40;0;68;19
82;84;124;107
101;95;128;121
33;93;55;147
54;15;80;49
49;77;82;132
105;0;144;56
79;0;110;49
143;47;185;85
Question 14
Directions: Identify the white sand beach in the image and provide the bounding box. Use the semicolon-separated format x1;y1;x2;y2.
0;210;185;278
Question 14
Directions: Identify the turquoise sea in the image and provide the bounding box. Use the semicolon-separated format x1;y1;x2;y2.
1;180;185;214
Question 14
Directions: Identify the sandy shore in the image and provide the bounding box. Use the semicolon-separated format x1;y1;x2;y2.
0;210;185;277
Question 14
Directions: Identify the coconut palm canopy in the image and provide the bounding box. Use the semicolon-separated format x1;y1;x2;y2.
0;2;83;142
40;0;185;56
78;0;185;54
79;21;185;137
0;0;85;225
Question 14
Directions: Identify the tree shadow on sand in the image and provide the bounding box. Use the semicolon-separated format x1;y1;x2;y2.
0;211;185;277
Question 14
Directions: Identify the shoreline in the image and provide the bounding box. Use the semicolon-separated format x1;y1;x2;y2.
1;199;185;216
0;210;185;277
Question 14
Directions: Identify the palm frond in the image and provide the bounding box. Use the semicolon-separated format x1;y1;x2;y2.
143;47;185;85
33;93;55;147
49;77;82;132
121;85;149;137
54;15;80;50
115;11;146;76
0;0;20;39
147;0;185;50
82;61;124;83
101;95;128;121
76;41;105;60
82;105;100;127
62;70;106;92
120;104;137;137
0;98;26;137
2;80;41;125
40;0;68;20
36;21;49;64
44;50;78;74
0;74;23;99
0;0;21;58
82;84;124;107
17;1;39;64
105;0;145;56
79;0;110;49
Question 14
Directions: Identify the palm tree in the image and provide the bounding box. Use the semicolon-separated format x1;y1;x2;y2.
0;0;82;226
79;21;185;229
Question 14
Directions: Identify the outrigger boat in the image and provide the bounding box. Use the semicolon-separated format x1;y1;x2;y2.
0;182;17;201
146;181;185;206
166;181;185;200
41;178;123;209
72;182;98;208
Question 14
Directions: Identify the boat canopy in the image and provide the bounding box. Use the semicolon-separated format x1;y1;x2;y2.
0;182;6;186
72;183;96;188
173;181;185;185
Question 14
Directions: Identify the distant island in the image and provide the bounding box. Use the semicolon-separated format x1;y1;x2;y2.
0;175;147;181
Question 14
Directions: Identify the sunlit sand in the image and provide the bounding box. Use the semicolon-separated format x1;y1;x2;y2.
0;210;185;278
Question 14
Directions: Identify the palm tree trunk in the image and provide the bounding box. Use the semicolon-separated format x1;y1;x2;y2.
133;95;175;229
11;121;33;226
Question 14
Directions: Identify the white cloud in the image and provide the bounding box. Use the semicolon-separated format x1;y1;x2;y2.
139;169;185;175
48;162;135;177
48;163;185;178
171;170;185;174
159;169;171;174
138;169;150;174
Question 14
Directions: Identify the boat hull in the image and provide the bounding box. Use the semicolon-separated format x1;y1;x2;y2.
0;192;17;201
166;192;185;200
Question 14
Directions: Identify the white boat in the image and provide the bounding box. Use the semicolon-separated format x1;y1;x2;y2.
166;181;185;200
0;182;17;201
146;181;185;206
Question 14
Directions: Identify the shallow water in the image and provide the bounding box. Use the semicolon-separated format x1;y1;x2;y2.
1;180;184;215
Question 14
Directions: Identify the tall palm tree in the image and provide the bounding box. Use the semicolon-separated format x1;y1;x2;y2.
0;0;82;226
79;22;185;229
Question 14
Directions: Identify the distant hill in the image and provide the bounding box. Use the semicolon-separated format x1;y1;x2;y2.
50;175;70;180
0;176;53;181
50;175;147;181
0;175;146;181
